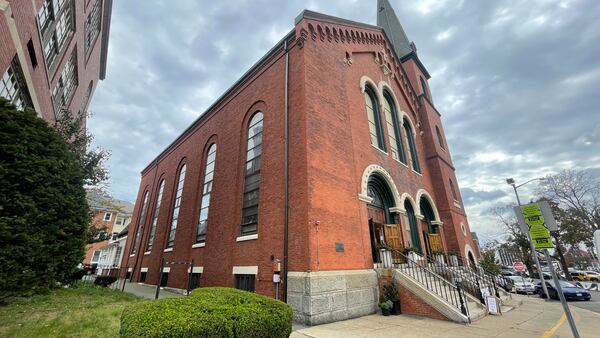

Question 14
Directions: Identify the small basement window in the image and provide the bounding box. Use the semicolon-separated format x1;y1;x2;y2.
160;272;169;287
140;271;147;283
235;274;255;292
189;273;201;290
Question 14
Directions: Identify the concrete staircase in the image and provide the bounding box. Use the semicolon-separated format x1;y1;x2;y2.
392;267;487;324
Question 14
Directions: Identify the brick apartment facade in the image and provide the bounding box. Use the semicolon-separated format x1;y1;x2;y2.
122;0;480;324
0;0;112;123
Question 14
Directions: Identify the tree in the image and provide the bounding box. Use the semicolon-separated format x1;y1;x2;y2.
53;109;110;187
479;249;501;275
537;169;599;239
53;109;111;245
0;98;89;302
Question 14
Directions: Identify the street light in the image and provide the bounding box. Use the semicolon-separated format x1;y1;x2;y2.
505;177;550;299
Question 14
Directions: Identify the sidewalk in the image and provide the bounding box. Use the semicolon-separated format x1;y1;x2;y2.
121;281;184;300
292;295;600;338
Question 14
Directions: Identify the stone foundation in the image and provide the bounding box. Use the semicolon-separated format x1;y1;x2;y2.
287;269;378;325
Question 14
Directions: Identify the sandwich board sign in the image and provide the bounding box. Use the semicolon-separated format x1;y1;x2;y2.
486;296;501;315
513;201;557;249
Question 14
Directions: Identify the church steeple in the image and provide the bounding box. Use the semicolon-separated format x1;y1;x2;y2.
377;0;414;59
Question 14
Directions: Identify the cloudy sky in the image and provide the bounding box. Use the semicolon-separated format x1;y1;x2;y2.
88;0;600;245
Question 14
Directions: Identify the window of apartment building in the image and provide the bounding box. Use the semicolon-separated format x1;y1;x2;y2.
91;250;100;263
167;164;187;248
52;50;78;113
146;179;165;251
111;232;118;241
382;92;406;163
84;0;102;57
189;273;201;290
241;113;263;236
112;246;122;266
37;0;54;34
103;212;112;221
131;190;149;255
403;118;420;173
42;0;74;70
27;39;38;68
234;274;256;292
364;86;386;151
115;216;124;226
0;57;32;110
196;144;217;243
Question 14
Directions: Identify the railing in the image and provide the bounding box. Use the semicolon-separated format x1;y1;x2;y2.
375;247;470;320
426;252;501;303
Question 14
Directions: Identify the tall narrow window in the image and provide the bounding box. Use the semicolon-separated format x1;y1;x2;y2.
167;164;187;248
449;179;458;200
197;144;217;243
84;0;102;56
131;191;149;255
146;179;165;251
1;56;32;110
420;76;429;100
364;87;385;150
52;50;77;113
436;126;445;149
383;93;406;163
404;118;420;173
241;112;263;236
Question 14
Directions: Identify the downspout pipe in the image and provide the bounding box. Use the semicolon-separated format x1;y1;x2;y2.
283;39;290;303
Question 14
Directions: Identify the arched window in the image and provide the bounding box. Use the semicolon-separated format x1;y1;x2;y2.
420;76;429;100
364;87;385;151
241;112;263;236
420;197;437;233
166;164;187;248
146;179;165;251
196;144;217;243
435;126;445;149
383;92;406;163
449;179;458;200
131;190;149;255
403;118;420;173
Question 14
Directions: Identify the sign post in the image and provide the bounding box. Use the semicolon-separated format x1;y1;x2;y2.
517;202;580;338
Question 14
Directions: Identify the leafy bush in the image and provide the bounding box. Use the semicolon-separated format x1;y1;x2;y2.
0;99;88;303
94;276;118;287
120;287;292;338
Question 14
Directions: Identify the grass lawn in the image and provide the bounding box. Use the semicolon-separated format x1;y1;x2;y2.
0;283;141;337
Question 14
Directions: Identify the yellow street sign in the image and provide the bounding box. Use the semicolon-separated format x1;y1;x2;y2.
521;203;554;249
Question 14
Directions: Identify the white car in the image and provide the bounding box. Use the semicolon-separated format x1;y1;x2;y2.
507;276;536;294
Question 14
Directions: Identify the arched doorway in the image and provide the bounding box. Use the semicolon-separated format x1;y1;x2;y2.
366;174;400;265
420;197;441;259
467;251;476;268
403;200;421;254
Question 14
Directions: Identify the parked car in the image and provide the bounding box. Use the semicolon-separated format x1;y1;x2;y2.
585;271;600;282
506;276;536;294
570;271;589;281
536;280;591;301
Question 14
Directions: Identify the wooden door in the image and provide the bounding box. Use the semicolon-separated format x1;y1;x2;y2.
384;224;404;264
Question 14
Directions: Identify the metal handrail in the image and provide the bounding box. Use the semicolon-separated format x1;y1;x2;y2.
428;253;501;301
377;247;470;320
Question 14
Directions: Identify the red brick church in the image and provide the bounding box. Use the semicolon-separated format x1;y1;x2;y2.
122;0;484;325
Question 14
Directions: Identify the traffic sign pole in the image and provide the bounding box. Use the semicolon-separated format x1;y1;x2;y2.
544;249;580;338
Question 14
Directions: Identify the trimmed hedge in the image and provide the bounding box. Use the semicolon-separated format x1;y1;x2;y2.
120;287;292;338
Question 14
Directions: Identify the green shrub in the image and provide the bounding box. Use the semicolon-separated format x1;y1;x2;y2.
94;276;118;287
120;287;292;338
0;98;88;303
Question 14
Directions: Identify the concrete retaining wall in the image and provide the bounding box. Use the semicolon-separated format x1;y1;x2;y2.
287;269;378;325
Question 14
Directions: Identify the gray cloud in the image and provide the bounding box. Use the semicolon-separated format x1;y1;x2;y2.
88;0;600;245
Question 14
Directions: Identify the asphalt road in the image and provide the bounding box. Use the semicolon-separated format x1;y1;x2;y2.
568;293;600;313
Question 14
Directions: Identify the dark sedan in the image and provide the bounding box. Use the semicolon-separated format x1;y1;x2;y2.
536;280;592;301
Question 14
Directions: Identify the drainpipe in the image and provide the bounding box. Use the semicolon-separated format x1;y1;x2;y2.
282;39;290;303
